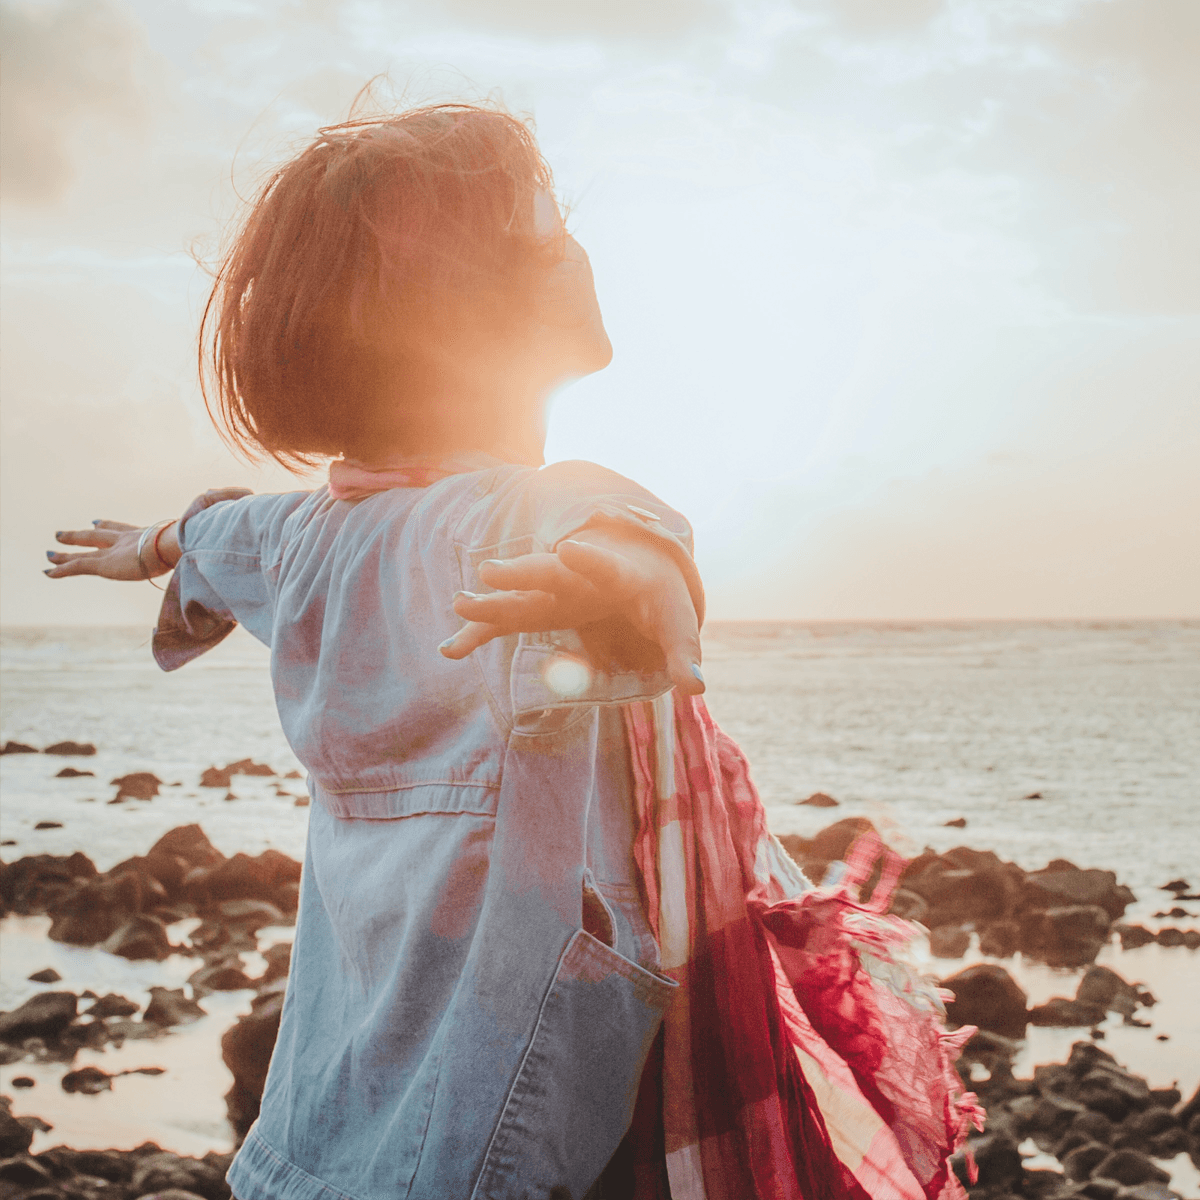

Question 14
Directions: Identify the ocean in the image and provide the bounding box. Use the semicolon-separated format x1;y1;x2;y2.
2;620;1199;1173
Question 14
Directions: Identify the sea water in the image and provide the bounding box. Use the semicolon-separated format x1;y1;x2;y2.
2;621;1198;1162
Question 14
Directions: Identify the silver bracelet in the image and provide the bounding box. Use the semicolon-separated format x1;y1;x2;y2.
135;521;172;583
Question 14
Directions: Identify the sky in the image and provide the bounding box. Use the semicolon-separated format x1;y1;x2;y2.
1;0;1197;625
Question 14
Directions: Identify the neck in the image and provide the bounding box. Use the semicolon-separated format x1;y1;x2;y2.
348;361;553;468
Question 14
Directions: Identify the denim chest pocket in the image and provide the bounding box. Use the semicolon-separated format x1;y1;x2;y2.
470;930;676;1200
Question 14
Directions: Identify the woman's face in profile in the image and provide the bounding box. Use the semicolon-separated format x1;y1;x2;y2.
534;190;613;378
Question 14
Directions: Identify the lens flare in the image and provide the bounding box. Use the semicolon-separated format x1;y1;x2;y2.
542;654;591;698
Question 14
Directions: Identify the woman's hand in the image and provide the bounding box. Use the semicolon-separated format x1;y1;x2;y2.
45;520;175;581
440;531;705;696
44;488;252;581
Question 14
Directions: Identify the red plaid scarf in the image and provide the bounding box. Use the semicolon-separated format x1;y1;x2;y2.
621;692;983;1200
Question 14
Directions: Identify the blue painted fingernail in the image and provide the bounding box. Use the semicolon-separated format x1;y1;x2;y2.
438;637;455;650
45;551;55;561
55;531;64;538
91;520;101;526
454;591;482;601
43;568;53;576
690;664;704;684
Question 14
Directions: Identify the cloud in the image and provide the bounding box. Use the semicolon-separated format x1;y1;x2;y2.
0;0;157;204
434;0;723;40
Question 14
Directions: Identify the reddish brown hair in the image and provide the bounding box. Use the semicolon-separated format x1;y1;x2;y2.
200;103;562;469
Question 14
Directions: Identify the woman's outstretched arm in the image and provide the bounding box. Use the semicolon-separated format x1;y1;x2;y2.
44;488;254;580
44;490;705;694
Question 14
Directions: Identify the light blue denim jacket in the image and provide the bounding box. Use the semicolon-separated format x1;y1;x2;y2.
153;461;701;1200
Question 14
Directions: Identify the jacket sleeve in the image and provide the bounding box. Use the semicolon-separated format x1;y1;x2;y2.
151;490;311;671
473;460;704;625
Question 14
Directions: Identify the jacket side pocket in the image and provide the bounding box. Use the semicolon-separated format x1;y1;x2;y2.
471;930;677;1200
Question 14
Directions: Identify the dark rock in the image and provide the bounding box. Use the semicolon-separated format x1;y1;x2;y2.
941;964;1028;1037
259;943;292;984
1115;924;1156;950
54;767;94;778
130;1149;229;1199
147;825;225;869
1120;1108;1178;1142
1;851;96;916
1062;1140;1113;1180
1070;1110;1117;1143
0;741;38;755
943;817;967;828
62;1065;112;1094
184;848;300;911
105;1018;164;1044
1113;1185;1182;1200
43;741;96;756
188;961;254;995
101;915;172;961
1161;879;1189;893
1146;1127;1189;1157
1079;1181;1122;1200
110;772;162;801
1078;1067;1153;1121
1155;927;1187;947
46;868;164;946
888;888;929;923
1092;1149;1170;1187
1023;791;1043;799
1031;1092;1088;1144
0;991;78;1041
27;968;61;984
1024;865;1136;921
929;924;971;958
967;1132;1023;1190
38;1147;127;1182
0;1154;56;1186
283;769;302;779
0;1110;33;1157
10;1077;34;1088
1029;998;1107;1027
1077;966;1141;1018
1019;904;1112;967
778;817;876;883
143;987;206;1027
906;862;1020;926
797;792;838;807
1147;1086;1180;1109
225;758;275;777
1173;1083;1200;1124
979;919;1021;958
200;766;233;788
84;993;140;1019
293;796;310;807
33;821;63;830
222;987;285;1138
215;898;285;930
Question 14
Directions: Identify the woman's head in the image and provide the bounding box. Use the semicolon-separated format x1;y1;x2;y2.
202;102;610;468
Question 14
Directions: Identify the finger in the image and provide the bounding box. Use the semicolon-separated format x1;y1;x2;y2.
55;528;120;548
453;589;564;631
645;588;705;696
477;554;595;600
91;520;138;531
438;621;503;659
44;553;102;578
555;539;641;601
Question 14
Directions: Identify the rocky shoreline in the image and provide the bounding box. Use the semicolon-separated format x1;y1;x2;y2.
2;807;1198;1200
